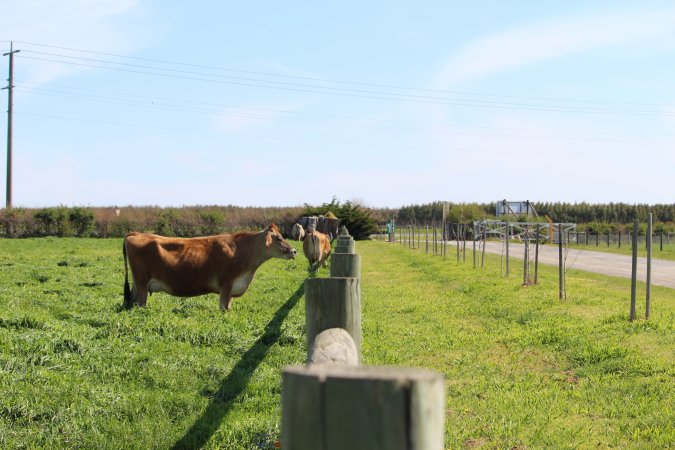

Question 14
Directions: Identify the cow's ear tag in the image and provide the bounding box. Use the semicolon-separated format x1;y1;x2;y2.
266;232;273;247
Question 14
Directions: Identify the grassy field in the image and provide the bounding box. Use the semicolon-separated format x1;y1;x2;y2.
1;238;673;449
562;240;675;261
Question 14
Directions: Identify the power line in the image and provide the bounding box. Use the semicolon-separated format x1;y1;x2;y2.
14;86;675;145
14;40;673;109
15;80;672;138
15;53;675;117
15;111;637;159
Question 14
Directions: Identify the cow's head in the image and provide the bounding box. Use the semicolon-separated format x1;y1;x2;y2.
265;224;297;259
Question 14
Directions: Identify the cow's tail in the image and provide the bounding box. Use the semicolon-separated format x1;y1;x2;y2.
122;238;132;308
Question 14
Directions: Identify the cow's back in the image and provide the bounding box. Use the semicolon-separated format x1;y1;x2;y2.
303;229;330;266
303;232;320;265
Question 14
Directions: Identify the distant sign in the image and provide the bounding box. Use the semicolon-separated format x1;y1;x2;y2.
496;200;532;217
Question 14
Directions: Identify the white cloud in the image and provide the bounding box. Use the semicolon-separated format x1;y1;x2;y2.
434;7;675;88
0;0;158;85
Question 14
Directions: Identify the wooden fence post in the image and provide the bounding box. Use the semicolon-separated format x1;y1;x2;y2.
308;328;358;366
646;214;652;320
630;220;638;321
481;225;486;268
305;277;361;363
456;224;460;262
473;223;476;269
504;221;510;277
335;237;355;254
462;225;467;262
282;365;445;450
534;224;540;284
558;224;563;300
330;253;362;279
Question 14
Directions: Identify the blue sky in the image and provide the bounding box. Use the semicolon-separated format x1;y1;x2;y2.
1;1;674;208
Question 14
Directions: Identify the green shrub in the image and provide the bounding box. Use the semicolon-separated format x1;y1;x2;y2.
68;207;95;237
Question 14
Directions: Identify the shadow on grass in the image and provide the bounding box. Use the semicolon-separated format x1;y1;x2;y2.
170;283;304;450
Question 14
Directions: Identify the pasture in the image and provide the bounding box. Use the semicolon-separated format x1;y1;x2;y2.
563;240;675;261
0;238;673;448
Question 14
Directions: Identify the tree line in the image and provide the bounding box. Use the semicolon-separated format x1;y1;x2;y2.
392;202;675;233
0;205;303;239
1;201;673;238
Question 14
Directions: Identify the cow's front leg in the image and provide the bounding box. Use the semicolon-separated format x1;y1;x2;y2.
219;288;233;311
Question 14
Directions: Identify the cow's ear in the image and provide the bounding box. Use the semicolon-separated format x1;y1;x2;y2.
266;231;273;247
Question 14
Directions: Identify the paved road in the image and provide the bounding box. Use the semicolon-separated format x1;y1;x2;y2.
449;241;675;289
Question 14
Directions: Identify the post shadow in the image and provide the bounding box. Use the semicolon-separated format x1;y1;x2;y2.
171;284;305;450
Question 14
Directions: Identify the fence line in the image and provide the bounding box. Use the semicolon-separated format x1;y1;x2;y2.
282;226;446;449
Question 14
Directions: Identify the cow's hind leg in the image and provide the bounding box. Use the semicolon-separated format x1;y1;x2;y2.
135;286;149;307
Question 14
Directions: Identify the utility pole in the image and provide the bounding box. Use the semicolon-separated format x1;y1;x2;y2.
3;41;19;209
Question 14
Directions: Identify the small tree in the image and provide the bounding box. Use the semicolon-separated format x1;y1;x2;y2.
69;207;94;237
303;197;378;240
34;209;57;236
199;210;224;235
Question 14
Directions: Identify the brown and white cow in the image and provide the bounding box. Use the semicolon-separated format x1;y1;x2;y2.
302;226;331;271
290;222;305;241
122;224;296;310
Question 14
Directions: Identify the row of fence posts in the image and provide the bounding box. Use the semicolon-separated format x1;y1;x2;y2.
380;223;671;252
568;229;670;251
386;217;654;321
282;226;446;449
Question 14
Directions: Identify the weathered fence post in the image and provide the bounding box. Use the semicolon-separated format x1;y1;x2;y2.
282;365;445;450
523;233;529;285
505;220;510;276
534;224;540;284
481;225;486;268
462;225;467;262
305;277;361;363
456;224;460;263
335;227;356;254
473;223;477;269
330;253;361;279
630;220;638;321
335;238;355;254
646;213;652;320
558;224;564;300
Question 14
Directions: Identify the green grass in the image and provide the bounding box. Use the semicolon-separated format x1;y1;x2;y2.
1;238;674;449
0;238;308;449
363;242;675;449
561;240;675;261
